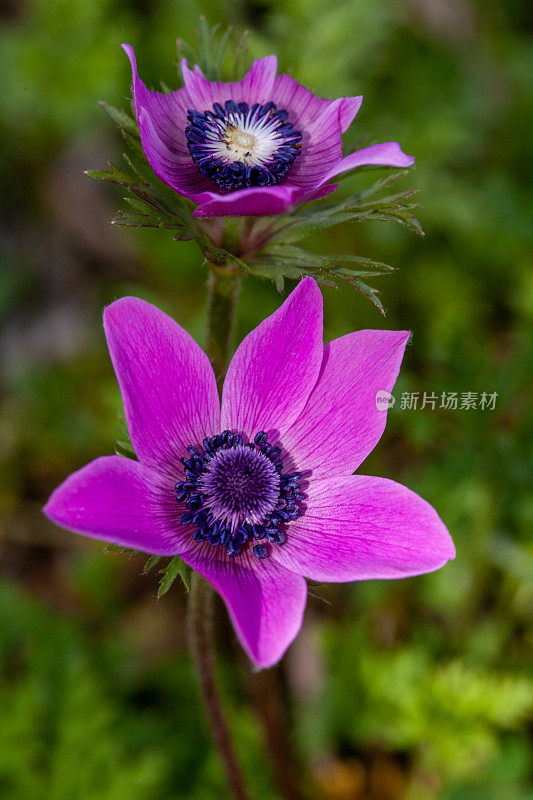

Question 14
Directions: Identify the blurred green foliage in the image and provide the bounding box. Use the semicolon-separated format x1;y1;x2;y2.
0;0;531;798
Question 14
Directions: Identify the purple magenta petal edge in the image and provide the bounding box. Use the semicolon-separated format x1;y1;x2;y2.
180;544;308;668
272;475;455;582
282;329;410;479
43;456;183;556
103;296;220;473
221;276;324;440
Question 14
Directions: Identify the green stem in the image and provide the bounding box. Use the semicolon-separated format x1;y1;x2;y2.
187;573;251;800
205;263;242;385
187;266;250;800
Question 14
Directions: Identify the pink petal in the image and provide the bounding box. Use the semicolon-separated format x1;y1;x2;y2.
221;278;323;440
271;72;361;133
181;55;278;109
182;545;307;668
280;95;363;192
272;475;455;581
282;330;409;479
43;456;184;555
137;108;212;196
192;184;303;218
266;75;363;192
286;98;349;191
123;44;211;196
104;297;220;472
320;142;415;185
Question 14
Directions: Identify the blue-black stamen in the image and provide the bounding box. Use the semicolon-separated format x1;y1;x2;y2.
174;430;305;560
185;100;303;192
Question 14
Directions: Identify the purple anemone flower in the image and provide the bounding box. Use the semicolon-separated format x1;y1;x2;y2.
123;45;415;218
44;279;454;668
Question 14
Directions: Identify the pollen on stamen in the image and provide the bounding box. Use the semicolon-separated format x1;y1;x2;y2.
185;100;303;192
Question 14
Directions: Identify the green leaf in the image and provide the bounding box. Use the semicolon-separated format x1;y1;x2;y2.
267;211;357;244
274;272;285;293
114;421;137;461
158;557;191;596
99;102;139;138
176;22;241;83
114;440;137;460
85;162;148;189
104;544;141;558
111;211;155;228
197;17;214;77
175;37;197;72
142;555;162;574
343;277;386;315
121;129;145;158
213;26;232;77
232;29;251;80
263;171;422;246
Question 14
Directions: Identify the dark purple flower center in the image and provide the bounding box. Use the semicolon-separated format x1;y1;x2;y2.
175;430;304;559
185;100;303;192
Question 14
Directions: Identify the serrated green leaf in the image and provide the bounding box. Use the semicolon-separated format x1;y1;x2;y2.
114;439;138;460
176;23;236;82
85;162;148;189
339;169;410;203
121;129;145;158
143;555;162;574
104;544;130;554
123;195;157;216
345;278;385;314
274;272;285;292
176;37;197;69
198;17;213;76
112;207;191;231
173;229;196;241
267;211;356;244
346;188;419;211
99;102;139;138
213;26;232;77
158;556;191;596
259;244;335;268
332;254;394;271
121;152;147;181
111;211;154;227
104;544;141;558
264;174;421;246
232;29;250;80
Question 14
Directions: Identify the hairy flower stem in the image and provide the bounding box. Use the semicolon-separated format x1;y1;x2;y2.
206;263;242;386
250;669;309;800
187;269;250;800
191;265;304;800
187;572;251;800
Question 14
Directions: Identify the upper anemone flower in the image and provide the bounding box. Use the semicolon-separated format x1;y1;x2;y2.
44;279;454;668
123;45;414;218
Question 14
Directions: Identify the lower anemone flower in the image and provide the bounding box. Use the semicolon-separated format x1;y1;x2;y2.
44;279;454;668
123;45;414;218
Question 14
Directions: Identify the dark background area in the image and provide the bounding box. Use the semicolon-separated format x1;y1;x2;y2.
0;0;531;798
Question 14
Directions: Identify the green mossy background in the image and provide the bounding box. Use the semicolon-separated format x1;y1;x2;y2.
0;0;531;798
